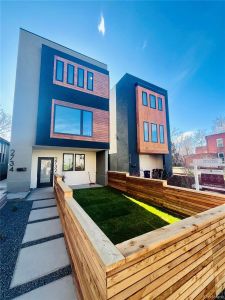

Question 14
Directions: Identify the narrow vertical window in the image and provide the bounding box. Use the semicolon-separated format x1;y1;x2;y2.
56;60;64;82
67;64;74;85
158;97;163;111
151;123;158;143
150;95;156;109
77;68;84;88
143;122;149;142
75;154;85;171
142;92;148;106
159;125;164;144
63;154;74;171
87;71;94;91
82;111;93;136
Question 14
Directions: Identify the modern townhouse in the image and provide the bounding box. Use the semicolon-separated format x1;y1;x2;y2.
109;73;172;177
7;29;109;192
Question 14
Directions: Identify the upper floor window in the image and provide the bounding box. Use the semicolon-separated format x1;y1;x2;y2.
217;138;224;148
77;68;84;88
67;64;74;85
54;104;93;137
87;71;94;91
151;123;158;143
150;95;156;109
56;60;64;82
158;97;163;111
143;122;149;142
159;125;165;144
142;92;148;106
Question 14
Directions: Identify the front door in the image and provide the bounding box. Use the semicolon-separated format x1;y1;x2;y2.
37;157;54;188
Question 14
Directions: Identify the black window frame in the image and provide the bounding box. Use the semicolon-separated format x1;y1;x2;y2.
87;71;94;91
151;123;158;143
75;154;85;171
142;91;148;106
56;60;64;82
67;64;75;85
63;153;74;171
159;125;165;144
77;68;84;88
158;97;163;111
143;121;149;142
150;94;156;109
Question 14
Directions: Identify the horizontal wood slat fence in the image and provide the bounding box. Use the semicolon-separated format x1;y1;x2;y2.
54;174;225;300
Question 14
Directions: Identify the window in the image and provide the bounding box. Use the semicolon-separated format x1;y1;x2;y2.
56;60;64;82
142;92;148;106
54;104;93;137
67;64;74;85
159;125;165;144
77;68;84;88
217;138;224;148
158;97;163;111
63;154;74;171
87;71;94;91
151;123;158;143
218;153;224;162
143;122;149;142
150;95;156;109
75;154;85;171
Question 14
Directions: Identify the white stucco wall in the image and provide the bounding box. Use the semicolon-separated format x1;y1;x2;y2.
139;154;163;176
31;149;96;188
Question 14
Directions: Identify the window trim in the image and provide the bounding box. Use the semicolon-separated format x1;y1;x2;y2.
159;124;165;144
75;154;85;171
67;64;75;85
87;71;94;91
53;104;93;137
56;60;64;82
150;94;156;109
158;97;163;111
151;123;158;143
77;68;84;88
63;153;74;171
143;121;149;142
142;91;148;106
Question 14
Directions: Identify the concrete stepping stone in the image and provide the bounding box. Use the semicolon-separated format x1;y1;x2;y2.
28;207;58;222
32;199;56;209
14;275;77;300
10;238;70;288
22;219;62;243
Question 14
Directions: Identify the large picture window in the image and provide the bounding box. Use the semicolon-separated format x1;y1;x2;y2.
67;64;74;85
63;154;74;171
77;68;84;88
54;104;93;137
87;71;94;91
75;154;85;171
159;125;165;144
56;60;64;82
143;122;149;142
151;123;158;143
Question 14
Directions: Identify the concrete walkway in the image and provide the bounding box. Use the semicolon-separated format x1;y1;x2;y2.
10;187;77;299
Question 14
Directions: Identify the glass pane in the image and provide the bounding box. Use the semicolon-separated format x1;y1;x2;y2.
158;97;163;111
54;105;81;135
63;154;74;171
40;159;52;183
77;68;84;87
144;122;149;142
67;64;74;85
56;60;64;81
83;111;93;136
87;71;93;90
142;92;148;106
75;154;85;171
160;125;164;143
151;124;158;142
150;95;156;109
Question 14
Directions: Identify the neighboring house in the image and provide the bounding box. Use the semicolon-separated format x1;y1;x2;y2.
7;29;109;192
184;132;225;167
109;74;172;177
0;137;10;180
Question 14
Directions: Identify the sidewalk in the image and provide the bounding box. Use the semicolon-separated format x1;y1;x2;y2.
1;187;77;299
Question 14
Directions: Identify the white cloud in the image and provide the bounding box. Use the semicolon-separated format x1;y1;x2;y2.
98;14;105;36
142;40;147;50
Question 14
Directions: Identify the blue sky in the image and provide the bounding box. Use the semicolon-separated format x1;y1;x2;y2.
1;1;225;134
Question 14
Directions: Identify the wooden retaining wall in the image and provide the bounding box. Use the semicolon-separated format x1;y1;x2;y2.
108;171;225;216
54;175;225;299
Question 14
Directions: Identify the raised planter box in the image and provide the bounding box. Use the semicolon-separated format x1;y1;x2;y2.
54;174;225;299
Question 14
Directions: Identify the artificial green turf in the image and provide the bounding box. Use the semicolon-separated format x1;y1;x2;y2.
73;187;182;244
